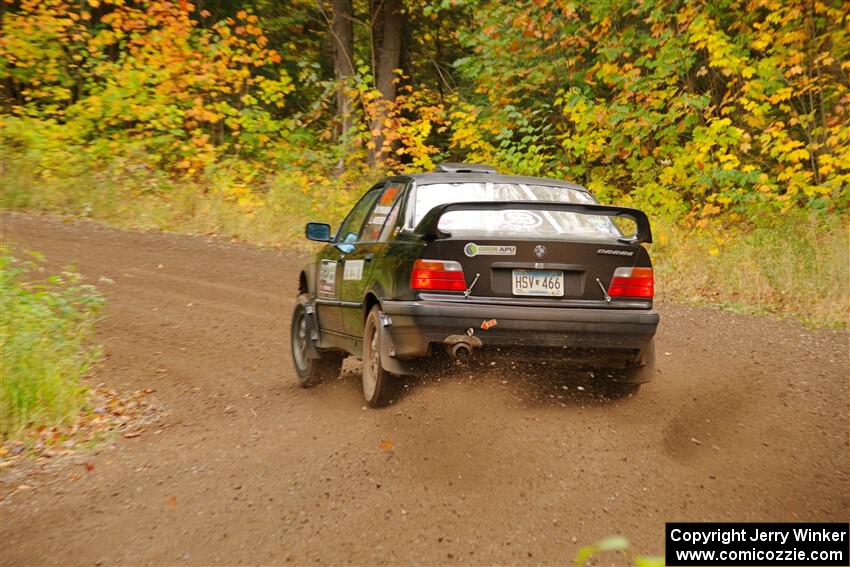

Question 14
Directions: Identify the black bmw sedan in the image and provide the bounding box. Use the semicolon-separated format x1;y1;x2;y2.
291;163;659;407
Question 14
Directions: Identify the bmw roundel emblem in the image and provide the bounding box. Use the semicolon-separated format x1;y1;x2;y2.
533;245;547;259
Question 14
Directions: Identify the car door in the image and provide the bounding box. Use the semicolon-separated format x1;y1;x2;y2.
314;187;383;336
324;185;384;336
339;181;406;337
314;244;345;335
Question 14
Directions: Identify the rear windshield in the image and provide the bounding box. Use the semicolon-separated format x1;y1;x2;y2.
413;182;622;240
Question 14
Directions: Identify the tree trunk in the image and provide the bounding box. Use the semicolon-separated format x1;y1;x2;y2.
332;0;354;140
369;0;403;164
376;0;402;104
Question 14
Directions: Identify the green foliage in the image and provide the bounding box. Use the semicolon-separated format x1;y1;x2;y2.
573;535;664;567
1;0;293;172
1;249;105;437
451;0;849;220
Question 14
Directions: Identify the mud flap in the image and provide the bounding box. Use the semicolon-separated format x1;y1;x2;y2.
303;302;322;360
379;322;418;376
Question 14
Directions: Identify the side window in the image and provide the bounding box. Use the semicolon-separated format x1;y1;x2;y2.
336;188;382;245
360;182;405;242
378;197;404;241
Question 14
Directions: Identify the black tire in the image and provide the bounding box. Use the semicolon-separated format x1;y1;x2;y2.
592;339;655;399
291;294;343;387
362;305;396;407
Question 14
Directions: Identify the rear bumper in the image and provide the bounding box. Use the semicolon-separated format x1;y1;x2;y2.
380;299;659;359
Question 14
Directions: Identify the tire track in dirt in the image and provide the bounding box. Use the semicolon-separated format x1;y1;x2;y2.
1;212;847;566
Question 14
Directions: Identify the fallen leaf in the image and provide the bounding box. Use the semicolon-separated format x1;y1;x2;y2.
84;462;95;472
378;439;393;451
167;495;177;508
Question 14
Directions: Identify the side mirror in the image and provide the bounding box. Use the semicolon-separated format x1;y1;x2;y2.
305;222;332;242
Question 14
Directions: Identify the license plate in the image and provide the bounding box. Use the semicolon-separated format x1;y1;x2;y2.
512;270;564;297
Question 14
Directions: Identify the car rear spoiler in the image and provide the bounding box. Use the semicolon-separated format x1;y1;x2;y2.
414;201;653;244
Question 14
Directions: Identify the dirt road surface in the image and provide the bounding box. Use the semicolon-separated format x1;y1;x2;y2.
2;212;848;566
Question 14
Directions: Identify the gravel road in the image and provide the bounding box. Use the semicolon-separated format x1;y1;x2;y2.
2;212;848;566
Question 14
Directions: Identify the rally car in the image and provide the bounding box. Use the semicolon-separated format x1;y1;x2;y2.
291;163;659;407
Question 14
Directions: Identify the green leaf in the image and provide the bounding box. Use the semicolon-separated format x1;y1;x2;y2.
597;536;631;552
573;536;631;566
634;556;666;567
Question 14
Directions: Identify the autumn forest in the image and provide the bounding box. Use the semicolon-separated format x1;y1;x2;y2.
2;0;848;325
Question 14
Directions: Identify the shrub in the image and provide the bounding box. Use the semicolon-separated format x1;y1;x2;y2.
0;249;104;437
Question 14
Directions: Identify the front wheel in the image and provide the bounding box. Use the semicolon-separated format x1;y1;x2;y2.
291;294;343;387
362;306;396;407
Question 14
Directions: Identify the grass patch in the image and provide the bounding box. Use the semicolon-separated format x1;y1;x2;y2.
653;215;849;328
0;135;371;249
0;249;105;438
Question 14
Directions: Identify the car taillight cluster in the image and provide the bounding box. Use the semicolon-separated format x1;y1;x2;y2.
410;259;466;291
608;267;654;298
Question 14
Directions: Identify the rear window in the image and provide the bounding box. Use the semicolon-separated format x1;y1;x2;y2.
413;182;622;240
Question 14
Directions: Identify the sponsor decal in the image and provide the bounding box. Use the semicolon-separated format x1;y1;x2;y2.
501;210;543;230
343;259;364;281
597;248;635;256
378;186;400;205
480;319;498;330
318;260;337;296
464;243;517;257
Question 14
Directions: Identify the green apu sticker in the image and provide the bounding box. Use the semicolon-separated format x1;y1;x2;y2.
464;243;516;257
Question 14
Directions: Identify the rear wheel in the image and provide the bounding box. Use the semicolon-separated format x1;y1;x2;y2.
592;339;655;399
291;294;343;387
362;306;395;407
597;381;641;399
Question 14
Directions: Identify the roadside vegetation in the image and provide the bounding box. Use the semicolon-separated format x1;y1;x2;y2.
0;250;104;437
574;535;663;567
1;0;847;327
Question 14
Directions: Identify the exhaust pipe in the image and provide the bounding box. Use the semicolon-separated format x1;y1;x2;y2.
449;342;472;360
443;334;482;360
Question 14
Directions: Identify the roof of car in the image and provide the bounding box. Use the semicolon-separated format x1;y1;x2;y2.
398;171;590;193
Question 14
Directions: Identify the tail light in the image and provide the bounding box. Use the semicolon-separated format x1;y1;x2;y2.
410;259;466;291
608;267;654;298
